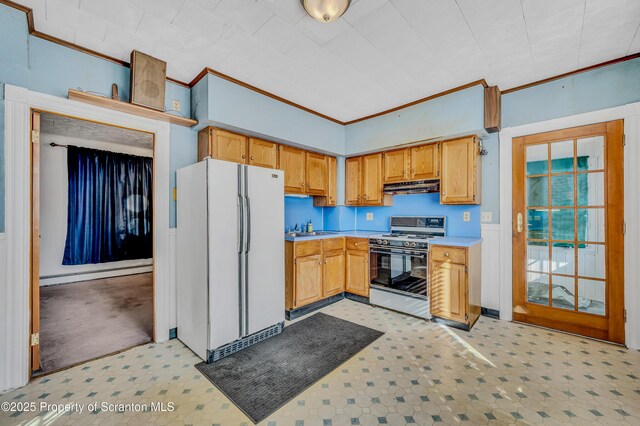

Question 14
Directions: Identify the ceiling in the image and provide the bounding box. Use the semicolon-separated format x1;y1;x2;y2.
41;112;154;149
15;0;640;122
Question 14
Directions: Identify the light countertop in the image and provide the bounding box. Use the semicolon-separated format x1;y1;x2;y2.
284;230;379;242
427;237;482;247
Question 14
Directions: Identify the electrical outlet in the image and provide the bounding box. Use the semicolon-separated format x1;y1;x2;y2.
366;212;374;221
171;99;181;112
463;211;471;222
481;211;492;222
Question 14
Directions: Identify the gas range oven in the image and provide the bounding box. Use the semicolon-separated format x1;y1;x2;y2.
368;216;446;319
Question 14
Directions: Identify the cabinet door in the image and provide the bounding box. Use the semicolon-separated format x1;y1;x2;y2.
430;261;467;323
345;157;362;205
314;156;337;206
294;255;322;307
440;137;479;204
212;129;248;164
361;153;383;205
280;145;306;194
383;149;409;183
410;143;439;180
306;152;328;195
197;127;212;161
248;138;278;169
345;250;369;296
323;250;345;297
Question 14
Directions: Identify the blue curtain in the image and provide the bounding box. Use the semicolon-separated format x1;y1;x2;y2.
63;146;153;265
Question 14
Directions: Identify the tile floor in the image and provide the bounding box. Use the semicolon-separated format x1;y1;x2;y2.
1;299;639;425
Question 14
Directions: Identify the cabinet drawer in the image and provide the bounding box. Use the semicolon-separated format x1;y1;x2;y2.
345;237;368;251
322;237;344;252
430;246;466;264
295;240;322;257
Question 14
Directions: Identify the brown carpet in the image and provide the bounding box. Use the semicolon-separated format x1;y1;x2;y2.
39;273;153;372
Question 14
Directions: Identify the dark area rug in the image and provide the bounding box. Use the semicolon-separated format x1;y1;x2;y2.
195;312;384;423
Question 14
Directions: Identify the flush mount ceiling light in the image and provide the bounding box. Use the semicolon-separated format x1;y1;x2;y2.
300;0;351;23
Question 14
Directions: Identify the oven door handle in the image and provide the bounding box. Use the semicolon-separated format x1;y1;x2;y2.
369;249;427;258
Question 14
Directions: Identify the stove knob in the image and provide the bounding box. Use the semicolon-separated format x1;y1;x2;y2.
377;239;383;245
410;242;417;248
403;241;410;247
383;240;389;245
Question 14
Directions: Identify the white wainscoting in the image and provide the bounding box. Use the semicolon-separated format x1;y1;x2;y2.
480;223;501;312
169;228;177;331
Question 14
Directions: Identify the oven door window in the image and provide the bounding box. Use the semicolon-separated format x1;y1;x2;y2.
370;249;428;298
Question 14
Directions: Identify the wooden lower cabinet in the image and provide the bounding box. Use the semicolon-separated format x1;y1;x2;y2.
323;250;345;297
429;244;481;330
294;254;323;307
345;238;369;297
286;237;368;310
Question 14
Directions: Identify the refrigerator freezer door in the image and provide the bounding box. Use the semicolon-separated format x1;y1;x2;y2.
176;162;209;361
207;159;243;349
245;165;285;335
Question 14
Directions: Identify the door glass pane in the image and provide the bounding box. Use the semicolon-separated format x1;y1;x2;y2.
578;245;605;280
527;272;549;306
577;136;604;171
552;209;574;241
578;172;604;206
527;176;548;207
526;144;548;175
550;244;575;275
551;275;576;310
527;242;549;273
551;175;574;206
550;140;574;173
579;208;605;242
577;279;606;315
527;209;548;240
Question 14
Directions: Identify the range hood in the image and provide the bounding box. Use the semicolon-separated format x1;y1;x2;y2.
383;179;440;195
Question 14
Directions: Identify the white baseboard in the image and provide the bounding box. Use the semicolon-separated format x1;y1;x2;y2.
480;223;501;312
40;265;153;286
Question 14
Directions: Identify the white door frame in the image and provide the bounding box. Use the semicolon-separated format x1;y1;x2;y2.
2;84;171;391
498;102;640;349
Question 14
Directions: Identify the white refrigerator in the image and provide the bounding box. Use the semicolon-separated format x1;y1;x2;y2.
176;158;285;362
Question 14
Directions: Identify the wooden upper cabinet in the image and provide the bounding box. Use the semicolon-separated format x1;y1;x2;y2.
211;129;248;164
410;143;439;180
306;152;328;196
440;136;481;205
383;149;409;183
248;138;278;169
314;156;337;207
280;145;306;194
361;153;384;205
345;157;362;206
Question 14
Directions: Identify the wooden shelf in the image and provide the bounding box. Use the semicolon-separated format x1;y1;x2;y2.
67;89;198;127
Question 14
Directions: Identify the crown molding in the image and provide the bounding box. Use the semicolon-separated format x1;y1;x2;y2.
502;52;640;94
3;0;639;127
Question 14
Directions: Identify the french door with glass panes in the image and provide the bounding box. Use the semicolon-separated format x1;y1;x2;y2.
512;121;624;344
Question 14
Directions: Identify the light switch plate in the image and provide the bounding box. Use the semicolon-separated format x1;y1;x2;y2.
463;211;471;222
481;211;492;222
171;99;181;112
366;212;373;221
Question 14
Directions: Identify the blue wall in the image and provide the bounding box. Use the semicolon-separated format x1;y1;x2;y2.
194;74;346;154
323;205;356;231
353;194;480;237
503;58;640;128
0;4;197;231
284;196;323;232
345;85;485;155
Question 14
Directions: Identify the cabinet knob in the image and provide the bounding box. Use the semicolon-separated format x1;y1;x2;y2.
444;252;450;257
242;155;246;159
324;260;328;264
251;156;254;160
319;260;322;265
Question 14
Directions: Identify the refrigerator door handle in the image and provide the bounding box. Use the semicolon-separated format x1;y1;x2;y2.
243;166;250;337
246;197;251;253
237;195;244;254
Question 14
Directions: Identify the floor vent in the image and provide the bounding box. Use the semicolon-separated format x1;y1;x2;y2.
207;322;284;363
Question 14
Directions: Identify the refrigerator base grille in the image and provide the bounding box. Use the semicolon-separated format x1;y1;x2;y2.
207;321;284;363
